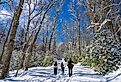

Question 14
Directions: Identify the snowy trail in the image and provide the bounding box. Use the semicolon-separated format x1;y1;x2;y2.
2;64;108;82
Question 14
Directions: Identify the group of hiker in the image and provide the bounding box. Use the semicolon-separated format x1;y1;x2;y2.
53;58;74;77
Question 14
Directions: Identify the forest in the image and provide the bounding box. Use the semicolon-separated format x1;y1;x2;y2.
0;0;121;81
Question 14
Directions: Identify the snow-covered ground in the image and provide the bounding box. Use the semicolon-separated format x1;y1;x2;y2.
105;67;121;82
0;63;121;82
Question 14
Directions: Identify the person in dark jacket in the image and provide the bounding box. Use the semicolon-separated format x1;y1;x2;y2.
61;62;65;74
67;58;74;77
54;61;58;75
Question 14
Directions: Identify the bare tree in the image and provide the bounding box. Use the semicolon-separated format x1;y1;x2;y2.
0;18;13;63
63;21;78;51
23;0;56;71
84;0;121;42
0;0;24;79
69;0;83;58
20;0;45;68
0;0;15;63
48;16;57;51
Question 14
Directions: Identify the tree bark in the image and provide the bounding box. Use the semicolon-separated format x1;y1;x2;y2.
45;28;49;52
48;18;56;51
20;15;31;69
20;42;28;68
77;20;81;57
0;18;13;63
0;0;24;79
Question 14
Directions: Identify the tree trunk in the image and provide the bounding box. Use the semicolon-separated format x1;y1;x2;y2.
45;28;49;52
48;18;56;51
20;42;28;68
25;18;30;42
23;44;33;71
20;14;31;69
0;18;13;63
41;32;45;51
0;0;24;79
78;20;81;57
72;25;75;50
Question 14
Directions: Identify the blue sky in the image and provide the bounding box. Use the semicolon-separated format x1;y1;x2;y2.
56;0;87;42
60;0;71;21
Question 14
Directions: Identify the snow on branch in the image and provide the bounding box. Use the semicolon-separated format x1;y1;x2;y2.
96;19;111;32
116;24;121;33
87;19;111;32
86;25;95;29
106;9;111;18
100;19;111;27
103;4;120;10
87;22;99;29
